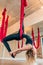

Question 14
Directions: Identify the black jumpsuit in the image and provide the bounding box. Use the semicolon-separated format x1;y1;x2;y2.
2;23;32;58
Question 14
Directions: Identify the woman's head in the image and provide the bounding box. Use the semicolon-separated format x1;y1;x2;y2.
26;46;37;63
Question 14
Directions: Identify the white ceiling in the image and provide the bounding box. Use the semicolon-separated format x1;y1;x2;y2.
0;0;43;36
0;0;43;27
27;21;43;36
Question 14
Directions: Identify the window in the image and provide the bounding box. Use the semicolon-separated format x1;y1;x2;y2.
41;37;43;55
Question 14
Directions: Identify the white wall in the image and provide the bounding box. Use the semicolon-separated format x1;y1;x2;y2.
7;8;43;35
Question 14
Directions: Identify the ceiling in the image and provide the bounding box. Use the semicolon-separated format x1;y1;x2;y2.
27;21;43;37
0;0;43;27
0;0;43;36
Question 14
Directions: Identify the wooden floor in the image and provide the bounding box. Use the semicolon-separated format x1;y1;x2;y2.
0;59;43;65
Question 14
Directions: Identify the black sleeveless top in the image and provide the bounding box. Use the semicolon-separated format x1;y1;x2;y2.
22;34;32;45
14;31;32;45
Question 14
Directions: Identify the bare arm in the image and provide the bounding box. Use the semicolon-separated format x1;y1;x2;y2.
10;44;32;55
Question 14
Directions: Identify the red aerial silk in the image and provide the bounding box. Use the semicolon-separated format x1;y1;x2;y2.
0;27;1;40
32;28;35;46
1;8;6;40
21;39;24;47
18;0;27;48
36;28;40;49
3;15;9;38
20;0;27;38
18;41;20;48
32;28;40;49
0;8;9;41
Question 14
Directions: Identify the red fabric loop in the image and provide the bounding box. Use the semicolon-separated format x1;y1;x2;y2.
0;8;9;41
32;28;40;49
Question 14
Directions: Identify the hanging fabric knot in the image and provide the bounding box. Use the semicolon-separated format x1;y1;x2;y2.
0;8;9;41
2;8;6;15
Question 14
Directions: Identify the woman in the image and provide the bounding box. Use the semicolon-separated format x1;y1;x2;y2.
26;46;37;65
10;44;37;65
2;23;32;57
2;32;32;57
10;43;33;57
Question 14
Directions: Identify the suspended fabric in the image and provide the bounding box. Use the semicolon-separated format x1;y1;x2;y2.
0;8;9;41
35;28;40;49
32;28;35;46
20;0;27;38
18;0;27;48
32;28;40;49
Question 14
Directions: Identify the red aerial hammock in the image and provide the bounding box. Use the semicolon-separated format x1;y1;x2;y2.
32;28;40;49
0;8;9;41
20;0;27;38
1;8;6;40
36;27;40;49
18;0;27;48
32;28;35;46
3;15;9;38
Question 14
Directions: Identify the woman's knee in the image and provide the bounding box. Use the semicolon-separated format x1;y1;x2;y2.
2;37;6;42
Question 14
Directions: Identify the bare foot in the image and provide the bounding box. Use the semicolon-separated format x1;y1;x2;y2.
9;51;16;57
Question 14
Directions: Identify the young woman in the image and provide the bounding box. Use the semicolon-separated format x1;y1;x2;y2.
2;23;33;58
10;43;33;57
2;31;32;57
10;44;37;65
